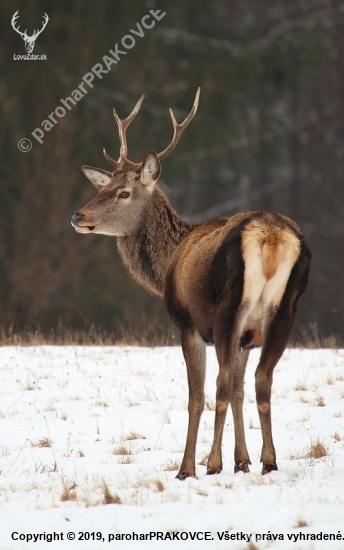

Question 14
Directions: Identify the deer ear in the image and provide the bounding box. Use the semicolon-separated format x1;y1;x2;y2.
140;151;161;189
81;166;112;189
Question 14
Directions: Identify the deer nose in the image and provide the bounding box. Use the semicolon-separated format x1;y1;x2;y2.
71;212;84;227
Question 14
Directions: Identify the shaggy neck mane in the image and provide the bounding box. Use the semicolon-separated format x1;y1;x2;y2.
117;186;192;296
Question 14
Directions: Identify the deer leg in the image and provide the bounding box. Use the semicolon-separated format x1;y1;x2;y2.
207;309;239;475
230;349;251;473
255;306;295;474
176;328;206;480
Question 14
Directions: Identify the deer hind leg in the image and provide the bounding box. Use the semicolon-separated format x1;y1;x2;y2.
176;328;206;480
207;306;241;475
256;242;311;475
255;305;296;474
231;349;251;473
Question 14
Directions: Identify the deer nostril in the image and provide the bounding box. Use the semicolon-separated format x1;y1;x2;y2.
71;212;84;227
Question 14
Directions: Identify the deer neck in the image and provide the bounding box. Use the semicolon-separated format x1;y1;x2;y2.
117;186;192;296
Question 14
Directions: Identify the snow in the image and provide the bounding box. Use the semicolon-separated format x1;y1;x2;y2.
0;346;344;549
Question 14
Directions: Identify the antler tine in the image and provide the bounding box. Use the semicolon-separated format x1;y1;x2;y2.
103;148;118;170
113;95;145;170
157;87;200;161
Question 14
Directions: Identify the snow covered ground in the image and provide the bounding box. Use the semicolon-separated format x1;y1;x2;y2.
0;345;344;549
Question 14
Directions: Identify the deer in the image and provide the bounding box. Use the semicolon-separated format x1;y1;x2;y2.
11;11;49;54
71;89;311;480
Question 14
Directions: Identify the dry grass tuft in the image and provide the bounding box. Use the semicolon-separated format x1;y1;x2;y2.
24;381;36;391
102;483;121;505
95;400;109;408
112;445;131;456
131;477;152;489
332;432;341;442
154;479;165;492
295;518;308;528
118;455;135;464
315;395;325;407
306;438;328;459
123;431;146;441
291;438;329;461
31;437;52;448
61;483;77;501
294;381;307;391
163;459;180;472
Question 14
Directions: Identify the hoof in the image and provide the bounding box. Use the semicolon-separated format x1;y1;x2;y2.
175;470;196;480
206;465;222;475
234;461;251;473
262;461;278;475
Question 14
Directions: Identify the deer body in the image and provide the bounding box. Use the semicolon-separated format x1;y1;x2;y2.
72;91;311;479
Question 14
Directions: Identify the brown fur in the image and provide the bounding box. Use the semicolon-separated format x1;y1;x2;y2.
262;238;282;280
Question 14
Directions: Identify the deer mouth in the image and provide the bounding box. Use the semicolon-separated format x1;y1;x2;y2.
74;225;97;234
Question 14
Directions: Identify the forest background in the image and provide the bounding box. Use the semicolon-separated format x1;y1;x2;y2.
1;0;344;344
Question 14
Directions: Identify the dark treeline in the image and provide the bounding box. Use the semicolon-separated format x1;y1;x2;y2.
1;0;344;343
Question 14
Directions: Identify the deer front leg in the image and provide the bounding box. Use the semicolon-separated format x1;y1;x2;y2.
230;349;251;473
176;328;206;480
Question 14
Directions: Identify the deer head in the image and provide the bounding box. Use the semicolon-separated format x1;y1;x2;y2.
71;89;200;237
11;11;49;53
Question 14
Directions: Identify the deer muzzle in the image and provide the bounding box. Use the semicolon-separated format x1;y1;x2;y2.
71;212;96;233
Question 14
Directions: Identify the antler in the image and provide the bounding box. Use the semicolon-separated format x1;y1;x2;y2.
104;88;201;172
31;13;49;40
157;87;201;161
119;87;201;171
103;95;145;171
11;11;28;39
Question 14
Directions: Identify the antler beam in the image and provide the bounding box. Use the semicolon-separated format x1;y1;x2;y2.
103;88;200;172
103;95;145;171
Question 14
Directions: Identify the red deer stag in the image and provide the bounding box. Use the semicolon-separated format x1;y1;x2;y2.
71;89;311;479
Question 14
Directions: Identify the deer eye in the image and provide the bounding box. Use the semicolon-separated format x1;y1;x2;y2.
118;191;130;199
